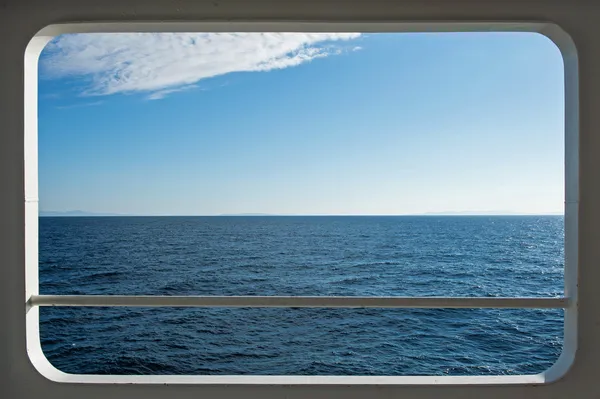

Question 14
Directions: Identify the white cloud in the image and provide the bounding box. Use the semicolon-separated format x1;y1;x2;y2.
41;32;360;98
146;84;200;100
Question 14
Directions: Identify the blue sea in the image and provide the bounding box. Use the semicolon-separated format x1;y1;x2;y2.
39;216;564;376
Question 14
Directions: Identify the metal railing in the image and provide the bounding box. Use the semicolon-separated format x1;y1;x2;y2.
26;294;569;311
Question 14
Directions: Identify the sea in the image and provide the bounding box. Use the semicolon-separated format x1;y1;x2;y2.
38;215;564;376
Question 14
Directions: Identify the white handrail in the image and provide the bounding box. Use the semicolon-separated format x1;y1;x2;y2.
27;295;569;309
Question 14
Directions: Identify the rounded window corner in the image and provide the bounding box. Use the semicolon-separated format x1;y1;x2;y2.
26;338;74;385
540;344;577;384
534;22;579;63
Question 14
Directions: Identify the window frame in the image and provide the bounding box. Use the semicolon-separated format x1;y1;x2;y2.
23;21;578;387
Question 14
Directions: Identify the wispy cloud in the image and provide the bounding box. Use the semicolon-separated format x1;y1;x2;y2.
55;100;104;110
146;84;200;100
41;33;360;99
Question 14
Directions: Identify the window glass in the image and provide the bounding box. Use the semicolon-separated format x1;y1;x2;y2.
38;32;565;375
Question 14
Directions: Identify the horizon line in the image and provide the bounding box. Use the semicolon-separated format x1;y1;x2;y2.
39;213;565;217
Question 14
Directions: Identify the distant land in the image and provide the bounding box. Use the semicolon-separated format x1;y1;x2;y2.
422;210;564;216
39;210;564;217
39;210;124;217
218;213;274;216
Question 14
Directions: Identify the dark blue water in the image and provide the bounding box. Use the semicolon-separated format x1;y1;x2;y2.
39;216;564;375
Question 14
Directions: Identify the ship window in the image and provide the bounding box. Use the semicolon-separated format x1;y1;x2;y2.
24;23;578;385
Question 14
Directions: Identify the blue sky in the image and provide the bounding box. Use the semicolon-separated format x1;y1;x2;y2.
38;32;564;215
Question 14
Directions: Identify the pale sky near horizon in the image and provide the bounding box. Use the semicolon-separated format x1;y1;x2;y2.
38;32;564;216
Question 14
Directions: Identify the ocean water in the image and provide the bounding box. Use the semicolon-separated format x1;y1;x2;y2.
39;216;564;375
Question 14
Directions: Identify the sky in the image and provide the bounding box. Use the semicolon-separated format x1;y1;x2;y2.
38;32;564;216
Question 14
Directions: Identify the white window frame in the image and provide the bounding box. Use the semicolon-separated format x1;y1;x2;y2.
23;21;578;386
